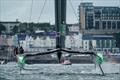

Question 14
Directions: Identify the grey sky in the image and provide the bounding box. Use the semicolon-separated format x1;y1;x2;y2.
0;0;120;24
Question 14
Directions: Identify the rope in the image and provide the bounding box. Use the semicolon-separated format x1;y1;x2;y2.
119;0;120;7
27;0;34;29
29;0;34;22
0;0;1;21
37;0;47;22
68;0;79;23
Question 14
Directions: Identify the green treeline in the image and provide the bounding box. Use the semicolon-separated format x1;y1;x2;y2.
12;22;54;34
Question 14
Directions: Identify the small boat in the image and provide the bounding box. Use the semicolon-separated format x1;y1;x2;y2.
61;59;72;65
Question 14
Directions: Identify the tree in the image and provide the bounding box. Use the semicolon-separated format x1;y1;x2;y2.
11;22;53;34
19;23;27;33
12;25;19;34
35;23;51;32
28;22;34;34
114;32;120;48
0;23;6;34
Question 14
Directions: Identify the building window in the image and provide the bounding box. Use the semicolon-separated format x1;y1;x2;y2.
95;10;101;19
106;40;110;48
85;41;87;44
96;40;100;48
87;14;93;29
102;21;106;29
101;40;105;48
112;21;116;29
111;40;116;48
107;21;111;29
95;21;99;29
117;21;120;29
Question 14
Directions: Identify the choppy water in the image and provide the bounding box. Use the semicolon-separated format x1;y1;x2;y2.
0;62;120;80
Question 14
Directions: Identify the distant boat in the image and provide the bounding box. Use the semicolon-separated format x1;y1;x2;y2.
61;59;72;65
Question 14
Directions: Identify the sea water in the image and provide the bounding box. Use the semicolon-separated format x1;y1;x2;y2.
0;62;120;80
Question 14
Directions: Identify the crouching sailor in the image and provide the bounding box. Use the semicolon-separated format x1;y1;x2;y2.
14;46;25;70
18;46;25;70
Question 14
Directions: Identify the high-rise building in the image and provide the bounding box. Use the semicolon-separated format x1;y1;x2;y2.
79;3;94;30
79;3;120;34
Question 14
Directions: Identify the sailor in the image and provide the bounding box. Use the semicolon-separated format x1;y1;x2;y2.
19;46;24;54
13;47;19;56
18;46;25;70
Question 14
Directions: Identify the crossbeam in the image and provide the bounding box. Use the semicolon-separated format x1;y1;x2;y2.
22;48;105;75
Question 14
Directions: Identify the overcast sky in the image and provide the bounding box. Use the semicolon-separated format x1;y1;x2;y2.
0;0;120;24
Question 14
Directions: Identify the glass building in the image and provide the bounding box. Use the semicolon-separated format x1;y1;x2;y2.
79;3;120;32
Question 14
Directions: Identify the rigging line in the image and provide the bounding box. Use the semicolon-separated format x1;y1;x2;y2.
0;0;1;21
119;0;120;7
68;0;79;23
37;0;47;22
29;0;34;22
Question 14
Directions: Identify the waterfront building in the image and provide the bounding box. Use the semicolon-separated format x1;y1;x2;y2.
79;3;120;34
0;32;119;53
82;34;120;53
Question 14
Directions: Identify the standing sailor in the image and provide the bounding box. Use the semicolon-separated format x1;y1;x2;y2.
13;47;19;57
